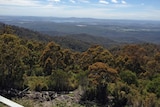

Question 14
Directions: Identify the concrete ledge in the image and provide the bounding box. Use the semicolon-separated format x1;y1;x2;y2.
0;95;24;107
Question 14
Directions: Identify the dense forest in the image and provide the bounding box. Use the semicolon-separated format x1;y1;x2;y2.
0;23;160;107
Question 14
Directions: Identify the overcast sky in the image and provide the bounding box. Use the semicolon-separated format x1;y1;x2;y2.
0;0;160;20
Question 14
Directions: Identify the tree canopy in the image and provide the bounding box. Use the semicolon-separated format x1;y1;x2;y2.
0;24;160;106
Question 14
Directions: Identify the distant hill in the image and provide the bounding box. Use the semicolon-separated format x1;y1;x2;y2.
53;34;120;51
0;23;120;51
0;22;52;42
1;16;160;44
1;21;146;44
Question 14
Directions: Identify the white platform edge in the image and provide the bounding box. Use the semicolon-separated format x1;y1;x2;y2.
0;95;24;107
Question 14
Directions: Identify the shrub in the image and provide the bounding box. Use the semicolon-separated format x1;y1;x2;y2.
147;76;160;98
120;70;138;85
48;69;70;92
26;76;48;91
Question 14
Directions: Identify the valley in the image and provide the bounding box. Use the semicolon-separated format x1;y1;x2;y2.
1;16;160;44
0;17;160;107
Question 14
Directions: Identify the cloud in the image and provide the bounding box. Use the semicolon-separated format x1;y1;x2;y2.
79;0;90;3
0;0;160;20
99;0;109;5
0;0;41;6
70;0;76;3
48;0;61;2
121;0;126;4
111;0;118;3
69;0;90;4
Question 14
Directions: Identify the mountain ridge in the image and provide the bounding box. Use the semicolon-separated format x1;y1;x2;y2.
1;16;159;44
0;22;120;51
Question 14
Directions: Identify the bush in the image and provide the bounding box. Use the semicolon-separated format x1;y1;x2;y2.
48;69;70;92
120;70;138;85
26;76;48;91
147;76;160;98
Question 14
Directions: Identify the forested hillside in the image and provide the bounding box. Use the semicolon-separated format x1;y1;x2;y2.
0;24;160;107
0;23;91;52
0;23;121;52
2;16;160;44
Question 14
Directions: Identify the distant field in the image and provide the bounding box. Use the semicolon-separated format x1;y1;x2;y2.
1;16;160;44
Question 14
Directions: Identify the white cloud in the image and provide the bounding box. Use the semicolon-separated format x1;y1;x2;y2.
0;0;41;6
70;0;76;3
111;0;118;3
99;0;109;5
0;0;160;20
79;0;90;3
121;0;126;4
48;0;61;2
69;0;90;4
1;5;160;20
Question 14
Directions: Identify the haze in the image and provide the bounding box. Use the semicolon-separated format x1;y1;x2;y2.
0;0;160;20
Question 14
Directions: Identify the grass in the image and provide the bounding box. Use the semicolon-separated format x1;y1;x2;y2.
0;103;8;107
25;76;49;91
12;98;86;107
12;98;36;107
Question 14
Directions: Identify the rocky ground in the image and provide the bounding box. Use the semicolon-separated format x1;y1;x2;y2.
24;87;83;107
6;87;84;107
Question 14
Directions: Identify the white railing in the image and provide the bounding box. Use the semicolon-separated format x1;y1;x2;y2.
0;95;24;107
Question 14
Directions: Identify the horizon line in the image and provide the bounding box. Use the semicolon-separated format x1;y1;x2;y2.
0;15;160;22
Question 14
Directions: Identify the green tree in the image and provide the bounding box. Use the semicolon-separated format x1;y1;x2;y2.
120;70;138;85
40;42;61;75
80;45;114;70
44;57;52;75
48;69;69;91
155;52;160;63
147;76;160;98
83;62;117;104
0;34;28;89
115;45;147;74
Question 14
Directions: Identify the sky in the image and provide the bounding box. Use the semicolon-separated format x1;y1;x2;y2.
0;0;160;20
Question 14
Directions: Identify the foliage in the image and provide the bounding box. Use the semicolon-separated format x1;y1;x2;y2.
0;34;27;89
13;98;35;107
81;62;117;105
26;76;49;91
88;62;117;86
1;23;160;106
147;76;160;98
48;69;70;91
120;70;138;85
80;45;114;70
